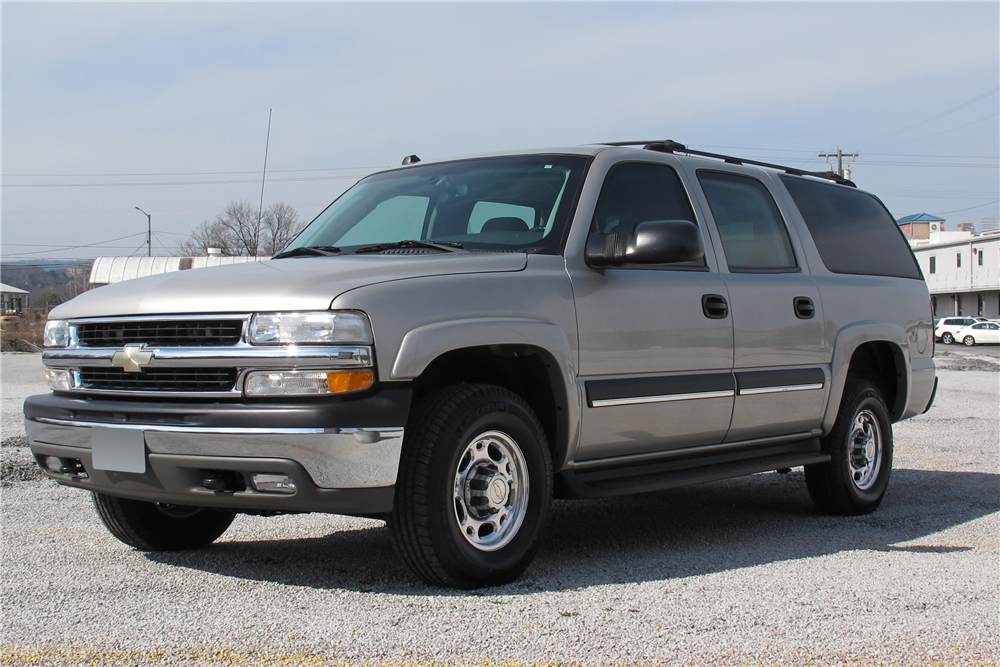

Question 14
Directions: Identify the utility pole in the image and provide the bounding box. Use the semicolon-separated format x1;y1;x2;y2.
818;148;858;178
135;207;152;256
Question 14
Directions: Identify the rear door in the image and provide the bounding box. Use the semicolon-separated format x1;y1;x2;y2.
690;169;828;442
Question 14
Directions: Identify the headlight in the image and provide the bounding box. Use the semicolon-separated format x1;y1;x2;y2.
244;370;374;397
44;320;70;348
248;311;373;345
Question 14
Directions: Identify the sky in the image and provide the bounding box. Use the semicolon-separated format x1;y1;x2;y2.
2;1;998;262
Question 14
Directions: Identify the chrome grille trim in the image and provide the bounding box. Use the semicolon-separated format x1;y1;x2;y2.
43;346;373;369
79;367;238;392
75;319;245;348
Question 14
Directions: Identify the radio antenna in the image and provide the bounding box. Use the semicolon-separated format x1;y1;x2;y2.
256;109;273;242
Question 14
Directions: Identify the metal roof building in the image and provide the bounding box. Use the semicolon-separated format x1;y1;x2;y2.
88;256;267;286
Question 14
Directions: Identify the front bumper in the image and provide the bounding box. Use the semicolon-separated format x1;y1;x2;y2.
23;388;411;516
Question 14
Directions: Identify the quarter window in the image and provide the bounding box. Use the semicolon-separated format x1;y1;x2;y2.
929;256;936;274
780;175;921;279
957;253;962;268
698;171;797;272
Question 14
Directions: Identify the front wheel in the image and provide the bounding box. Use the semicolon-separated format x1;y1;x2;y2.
390;384;552;588
941;332;954;345
805;379;893;515
92;493;236;550
963;335;976;346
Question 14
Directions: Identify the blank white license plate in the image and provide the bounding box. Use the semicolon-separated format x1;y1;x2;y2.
91;427;146;473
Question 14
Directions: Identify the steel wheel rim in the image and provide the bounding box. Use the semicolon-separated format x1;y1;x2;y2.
848;409;882;490
453;430;529;552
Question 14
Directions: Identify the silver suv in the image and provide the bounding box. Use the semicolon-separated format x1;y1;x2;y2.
25;141;937;588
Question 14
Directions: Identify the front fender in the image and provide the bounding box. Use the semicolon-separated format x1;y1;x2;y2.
823;321;910;433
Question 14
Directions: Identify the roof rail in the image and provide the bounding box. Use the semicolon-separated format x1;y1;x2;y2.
598;140;857;188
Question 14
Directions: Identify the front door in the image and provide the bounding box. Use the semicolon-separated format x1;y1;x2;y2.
569;161;735;463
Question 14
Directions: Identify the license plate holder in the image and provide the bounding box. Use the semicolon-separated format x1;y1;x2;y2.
91;426;146;473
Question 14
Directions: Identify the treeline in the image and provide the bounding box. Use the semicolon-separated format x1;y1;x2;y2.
1;261;92;309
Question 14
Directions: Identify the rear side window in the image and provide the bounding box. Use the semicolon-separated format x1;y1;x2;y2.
698;171;797;272
780;176;921;279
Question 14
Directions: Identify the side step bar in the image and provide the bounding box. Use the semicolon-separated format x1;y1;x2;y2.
556;439;830;499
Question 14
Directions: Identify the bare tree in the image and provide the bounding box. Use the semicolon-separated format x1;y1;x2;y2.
262;202;301;255
180;201;305;256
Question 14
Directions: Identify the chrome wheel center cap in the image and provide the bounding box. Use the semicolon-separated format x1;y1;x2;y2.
487;477;509;506
864;438;876;462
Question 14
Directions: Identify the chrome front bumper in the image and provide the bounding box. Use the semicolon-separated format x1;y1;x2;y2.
26;417;403;489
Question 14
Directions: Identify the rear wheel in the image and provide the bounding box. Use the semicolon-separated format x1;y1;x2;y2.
92;493;235;550
805;379;893;515
963;335;976;346
941;332;954;344
390;384;552;589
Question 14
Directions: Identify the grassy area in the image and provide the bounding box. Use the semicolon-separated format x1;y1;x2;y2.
0;308;47;351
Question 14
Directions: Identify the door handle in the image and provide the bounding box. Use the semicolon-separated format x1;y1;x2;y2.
702;294;729;319
794;296;815;319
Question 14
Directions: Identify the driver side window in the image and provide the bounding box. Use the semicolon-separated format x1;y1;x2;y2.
591;162;704;267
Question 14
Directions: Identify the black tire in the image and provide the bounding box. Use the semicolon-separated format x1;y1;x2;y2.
92;492;236;550
390;384;552;589
941;332;954;345
963;336;975;346
805;379;893;515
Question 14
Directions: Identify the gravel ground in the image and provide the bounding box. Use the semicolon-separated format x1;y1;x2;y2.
1;352;997;666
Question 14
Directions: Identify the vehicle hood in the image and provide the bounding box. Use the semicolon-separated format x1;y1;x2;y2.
51;253;528;319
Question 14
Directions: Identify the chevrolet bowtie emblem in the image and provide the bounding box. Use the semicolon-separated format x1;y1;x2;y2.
111;343;155;372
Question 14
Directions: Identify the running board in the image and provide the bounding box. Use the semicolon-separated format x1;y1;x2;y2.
555;439;830;499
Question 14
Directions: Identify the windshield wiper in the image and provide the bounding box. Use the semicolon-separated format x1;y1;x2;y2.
272;245;341;259
352;240;465;254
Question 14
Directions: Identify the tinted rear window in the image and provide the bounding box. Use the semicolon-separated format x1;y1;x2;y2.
780;176;921;279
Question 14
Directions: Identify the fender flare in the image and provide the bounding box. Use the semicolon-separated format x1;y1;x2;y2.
390;317;581;465
823;320;910;432
390;317;576;381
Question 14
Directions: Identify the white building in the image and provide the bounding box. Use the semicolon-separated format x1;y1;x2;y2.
1;282;29;315
88;254;267;287
910;231;1000;318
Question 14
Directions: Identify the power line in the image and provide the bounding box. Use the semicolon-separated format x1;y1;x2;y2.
2;173;373;189
879;112;1000;149
0;232;147;257
938;200;1000;215
854;87;1000;146
2;165;390;177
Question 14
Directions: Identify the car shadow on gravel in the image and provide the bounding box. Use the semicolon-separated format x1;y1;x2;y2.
144;467;999;596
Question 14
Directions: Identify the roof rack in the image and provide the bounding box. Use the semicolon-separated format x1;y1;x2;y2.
598;140;857;188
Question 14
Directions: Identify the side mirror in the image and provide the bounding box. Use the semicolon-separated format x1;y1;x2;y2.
585;219;705;268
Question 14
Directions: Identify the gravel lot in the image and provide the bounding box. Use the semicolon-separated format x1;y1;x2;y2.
2;351;997;666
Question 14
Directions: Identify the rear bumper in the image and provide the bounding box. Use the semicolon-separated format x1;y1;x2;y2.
23;388;411;515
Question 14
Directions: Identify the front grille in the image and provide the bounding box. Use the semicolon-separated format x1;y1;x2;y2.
76;319;244;347
79;368;238;392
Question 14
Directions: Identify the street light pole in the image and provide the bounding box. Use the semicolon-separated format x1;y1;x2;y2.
135;207;151;256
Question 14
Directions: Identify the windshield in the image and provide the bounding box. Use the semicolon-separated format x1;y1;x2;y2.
285;155;590;255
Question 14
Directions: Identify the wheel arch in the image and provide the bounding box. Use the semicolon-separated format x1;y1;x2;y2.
390;318;579;468
824;322;910;431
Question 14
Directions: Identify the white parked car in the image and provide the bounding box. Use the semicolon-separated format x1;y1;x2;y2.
956;322;1000;346
935;317;981;344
